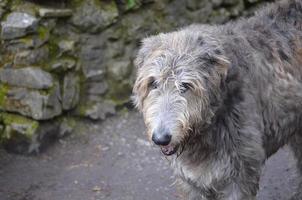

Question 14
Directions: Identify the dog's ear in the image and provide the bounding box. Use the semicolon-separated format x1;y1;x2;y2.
134;38;151;69
203;49;230;79
134;48;145;70
134;36;161;69
133;36;159;110
214;53;230;79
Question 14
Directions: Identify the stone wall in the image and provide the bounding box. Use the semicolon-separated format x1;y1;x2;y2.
0;0;272;153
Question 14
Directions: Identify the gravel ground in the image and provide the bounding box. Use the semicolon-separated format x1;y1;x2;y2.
0;111;299;200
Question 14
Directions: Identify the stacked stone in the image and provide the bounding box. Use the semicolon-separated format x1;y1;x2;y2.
0;3;79;153
0;0;269;154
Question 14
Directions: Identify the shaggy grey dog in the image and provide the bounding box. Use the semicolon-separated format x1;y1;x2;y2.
133;0;302;199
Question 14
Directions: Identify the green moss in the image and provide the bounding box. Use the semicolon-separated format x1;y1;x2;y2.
0;84;8;106
126;0;140;10
105;79;132;106
42;28;60;61
38;37;61;71
105;0;119;12
76;103;93;116
1;113;39;139
65;117;76;127
0;52;14;68
8;0;22;8
37;26;49;41
69;0;85;7
9;0;39;16
19;37;35;47
119;107;130;115
37;80;59;97
48;40;59;59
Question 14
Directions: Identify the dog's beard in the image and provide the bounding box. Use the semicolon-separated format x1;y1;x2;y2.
175;135;190;157
158;134;189;157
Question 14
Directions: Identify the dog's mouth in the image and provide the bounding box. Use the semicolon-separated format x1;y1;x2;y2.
160;144;179;156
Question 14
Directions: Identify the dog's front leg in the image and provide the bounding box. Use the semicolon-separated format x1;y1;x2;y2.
221;182;257;200
178;180;210;200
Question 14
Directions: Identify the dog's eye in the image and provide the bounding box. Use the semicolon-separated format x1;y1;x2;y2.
180;82;192;94
148;79;158;90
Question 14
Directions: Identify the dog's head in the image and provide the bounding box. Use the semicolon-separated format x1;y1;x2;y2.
133;26;230;156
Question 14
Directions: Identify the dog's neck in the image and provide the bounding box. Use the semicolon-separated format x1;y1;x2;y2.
171;121;236;195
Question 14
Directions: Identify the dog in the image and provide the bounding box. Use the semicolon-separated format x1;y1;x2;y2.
133;0;302;199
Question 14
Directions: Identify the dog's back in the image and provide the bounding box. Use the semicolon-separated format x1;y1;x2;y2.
217;0;302;157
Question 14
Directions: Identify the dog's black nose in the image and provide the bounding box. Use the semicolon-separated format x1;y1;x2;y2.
152;130;171;146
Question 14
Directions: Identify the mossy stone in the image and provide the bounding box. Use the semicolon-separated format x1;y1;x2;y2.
0;113;39;139
71;0;119;33
0;84;8;106
106;79;132;106
58;117;77;137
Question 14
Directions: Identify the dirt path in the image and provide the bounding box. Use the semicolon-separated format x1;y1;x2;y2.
0;111;299;200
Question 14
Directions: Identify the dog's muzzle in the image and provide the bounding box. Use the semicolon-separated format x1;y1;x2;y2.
152;127;179;156
160;144;179;156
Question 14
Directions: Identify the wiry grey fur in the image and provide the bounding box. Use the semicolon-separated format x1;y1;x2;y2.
133;0;302;199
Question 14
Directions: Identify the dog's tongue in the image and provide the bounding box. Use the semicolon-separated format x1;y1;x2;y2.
160;145;175;156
